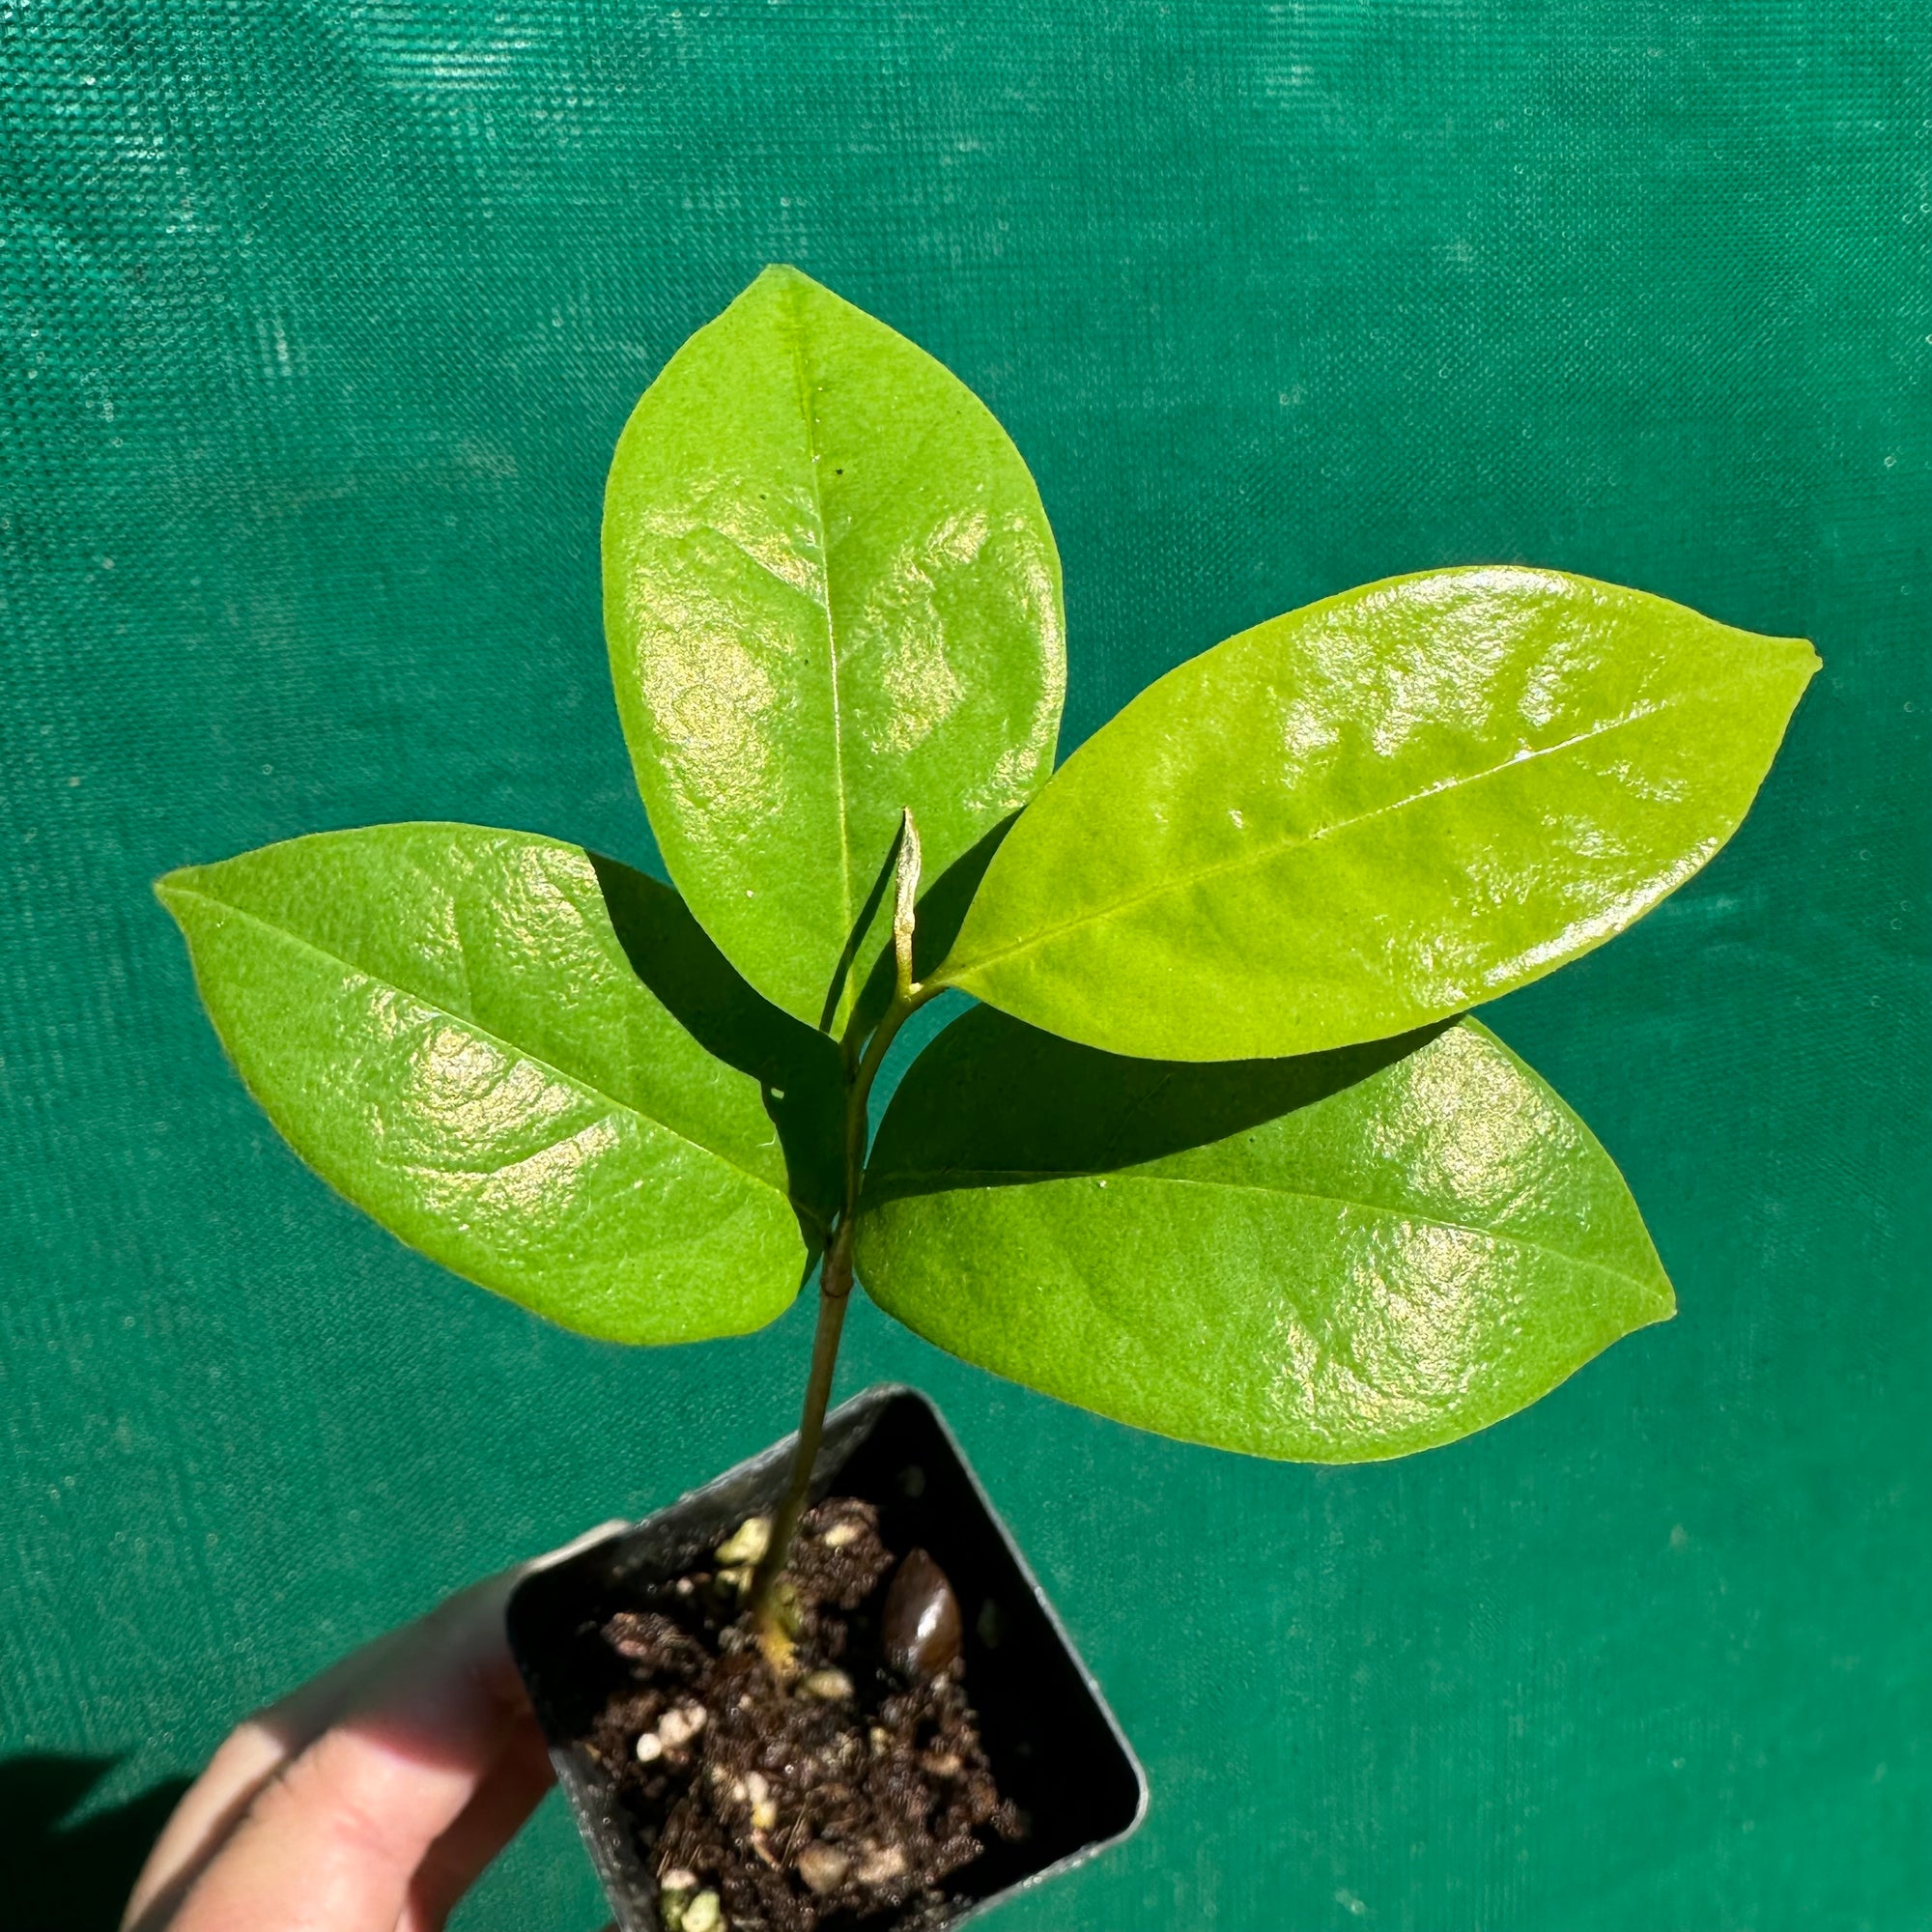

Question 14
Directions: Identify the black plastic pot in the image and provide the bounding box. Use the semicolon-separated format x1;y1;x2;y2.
506;1383;1147;1931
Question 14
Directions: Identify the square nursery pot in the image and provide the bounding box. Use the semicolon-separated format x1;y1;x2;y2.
507;1383;1148;1931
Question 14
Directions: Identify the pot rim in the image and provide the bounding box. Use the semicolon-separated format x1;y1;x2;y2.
507;1380;1149;1931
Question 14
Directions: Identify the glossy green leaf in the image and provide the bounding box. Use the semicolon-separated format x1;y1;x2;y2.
156;825;842;1344
855;1008;1672;1462
933;567;1818;1060
604;264;1065;1034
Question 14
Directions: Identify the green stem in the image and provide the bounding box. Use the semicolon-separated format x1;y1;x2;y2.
747;986;925;1634
749;810;930;1638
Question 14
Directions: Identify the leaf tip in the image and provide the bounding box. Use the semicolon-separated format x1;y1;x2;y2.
153;867;198;918
751;260;818;298
1755;626;1821;693
1621;1254;1677;1335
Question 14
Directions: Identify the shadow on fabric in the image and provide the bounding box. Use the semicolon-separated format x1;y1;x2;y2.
0;1754;189;1932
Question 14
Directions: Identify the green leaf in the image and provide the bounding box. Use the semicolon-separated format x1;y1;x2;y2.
932;567;1818;1061
156;825;842;1344
855;1008;1673;1463
604;264;1065;1035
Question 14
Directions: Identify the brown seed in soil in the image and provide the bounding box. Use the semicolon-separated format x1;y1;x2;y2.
883;1548;963;1677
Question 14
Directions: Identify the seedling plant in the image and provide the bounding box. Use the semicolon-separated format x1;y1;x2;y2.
159;267;1816;1647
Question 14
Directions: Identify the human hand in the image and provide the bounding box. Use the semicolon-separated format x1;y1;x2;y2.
122;1527;622;1932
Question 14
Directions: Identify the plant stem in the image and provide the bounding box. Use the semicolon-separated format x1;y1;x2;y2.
748;815;928;1639
746;989;923;1634
751;1224;854;1632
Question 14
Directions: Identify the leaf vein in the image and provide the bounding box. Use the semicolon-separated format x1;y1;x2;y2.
780;278;857;1016
167;883;784;1202
688;518;819;600
872;1165;1662;1295
946;700;1677;980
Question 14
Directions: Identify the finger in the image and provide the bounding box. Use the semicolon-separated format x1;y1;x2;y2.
393;1515;624;1932
398;1710;555;1932
128;1521;625;1932
124;1620;423;1932
159;1570;526;1932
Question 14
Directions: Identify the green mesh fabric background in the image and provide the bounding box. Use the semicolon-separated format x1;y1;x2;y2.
3;4;1927;1928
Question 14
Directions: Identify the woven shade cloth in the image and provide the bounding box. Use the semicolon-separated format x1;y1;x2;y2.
2;4;1925;1925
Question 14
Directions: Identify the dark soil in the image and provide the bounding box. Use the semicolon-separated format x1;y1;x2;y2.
581;1496;1026;1932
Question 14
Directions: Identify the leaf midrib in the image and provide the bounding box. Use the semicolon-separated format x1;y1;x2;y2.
166;881;786;1205
942;698;1678;982
867;1162;1663;1297
781;276;857;1012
